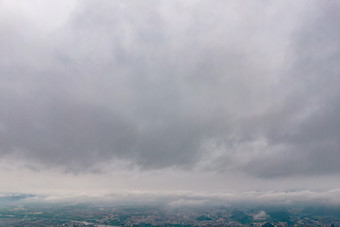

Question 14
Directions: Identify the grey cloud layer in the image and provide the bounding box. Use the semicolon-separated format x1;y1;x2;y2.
1;0;340;177
4;189;340;207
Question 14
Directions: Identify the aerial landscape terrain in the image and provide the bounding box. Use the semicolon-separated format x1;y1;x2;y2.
1;194;340;226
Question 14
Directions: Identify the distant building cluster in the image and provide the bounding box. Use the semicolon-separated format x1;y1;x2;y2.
0;204;340;226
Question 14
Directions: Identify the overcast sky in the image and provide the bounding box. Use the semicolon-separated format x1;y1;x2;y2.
1;0;340;204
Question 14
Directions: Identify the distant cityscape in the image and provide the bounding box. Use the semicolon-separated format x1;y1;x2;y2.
1;203;340;226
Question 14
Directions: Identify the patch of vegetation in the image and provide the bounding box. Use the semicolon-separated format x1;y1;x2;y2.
196;216;212;221
231;210;252;224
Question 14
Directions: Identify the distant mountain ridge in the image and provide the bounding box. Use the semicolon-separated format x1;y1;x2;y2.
0;193;35;202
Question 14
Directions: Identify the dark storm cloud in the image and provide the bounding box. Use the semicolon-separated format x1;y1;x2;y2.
1;0;340;177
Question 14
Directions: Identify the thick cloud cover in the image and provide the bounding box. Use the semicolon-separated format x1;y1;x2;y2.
1;0;340;183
